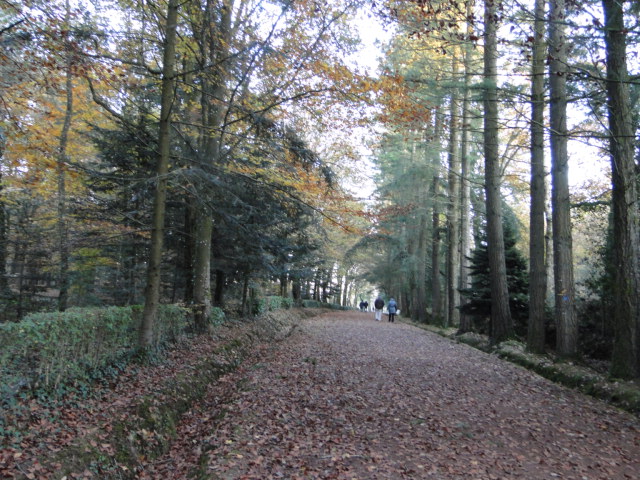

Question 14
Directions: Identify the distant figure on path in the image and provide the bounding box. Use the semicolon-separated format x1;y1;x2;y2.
374;296;384;321
363;301;368;312
387;297;398;323
359;300;365;311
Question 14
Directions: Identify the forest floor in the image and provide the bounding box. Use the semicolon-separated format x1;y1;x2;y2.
3;310;640;479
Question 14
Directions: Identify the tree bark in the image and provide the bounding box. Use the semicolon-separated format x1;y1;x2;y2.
527;0;548;353
431;174;442;323
0;131;9;299
549;0;577;356
483;0;513;343
415;185;429;323
139;0;179;349
458;2;474;334
446;57;461;328
57;0;73;312
602;0;639;379
192;0;233;332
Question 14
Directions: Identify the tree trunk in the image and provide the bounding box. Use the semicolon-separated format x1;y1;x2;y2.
0;128;10;299
483;0;513;343
192;0;233;332
603;0;639;379
241;273;250;315
292;277;301;306
431;174;442;323
527;0;548;354
446;57;461;328
549;0;577;357
458;4;474;333
415;190;428;323
214;269;225;306
139;0;179;349
57;1;73;312
182;203;195;304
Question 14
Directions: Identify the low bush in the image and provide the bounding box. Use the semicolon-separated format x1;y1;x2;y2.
252;296;293;315
301;300;351;310
0;305;190;400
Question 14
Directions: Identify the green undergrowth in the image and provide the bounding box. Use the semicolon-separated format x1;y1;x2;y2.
22;308;317;480
408;320;640;416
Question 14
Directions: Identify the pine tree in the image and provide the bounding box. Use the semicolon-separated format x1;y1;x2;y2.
460;212;529;337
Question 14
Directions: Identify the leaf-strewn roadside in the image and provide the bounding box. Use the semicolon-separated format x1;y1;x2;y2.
420;324;640;416
0;309;311;479
3;310;640;479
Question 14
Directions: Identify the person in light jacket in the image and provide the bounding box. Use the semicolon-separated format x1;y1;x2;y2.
387;297;398;323
374;296;384;321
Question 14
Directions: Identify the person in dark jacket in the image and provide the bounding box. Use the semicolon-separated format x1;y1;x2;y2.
387;297;398;323
374;296;384;321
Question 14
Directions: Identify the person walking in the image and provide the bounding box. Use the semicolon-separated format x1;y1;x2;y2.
387;297;398;323
374;296;384;321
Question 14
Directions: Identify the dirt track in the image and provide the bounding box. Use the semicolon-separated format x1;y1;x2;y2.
142;310;640;479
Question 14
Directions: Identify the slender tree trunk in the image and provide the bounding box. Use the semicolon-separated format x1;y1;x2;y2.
415;184;429;323
341;270;348;306
139;0;179;348
0;172;8;299
484;0;513;343
458;4;474;333
192;0;233;332
415;213;428;322
431;174;442;323
182;203;195;303
603;0;639;379
57;1;73;311
549;0;577;356
0;127;9;299
528;0;548;353
214;269;225;306
292;277;301;306
446;57;461;328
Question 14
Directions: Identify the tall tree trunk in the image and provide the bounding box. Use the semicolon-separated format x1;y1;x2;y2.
458;3;474;333
139;0;179;349
57;1;73;312
431;174;442;323
549;0;577;356
483;0;513;343
241;273;250;315
446;57;461;328
0;127;9;299
292;277;301;306
214;269;226;306
603;0;639;379
527;0;548;353
0;174;8;299
192;0;233;332
182;203;195;303
418;205;427;323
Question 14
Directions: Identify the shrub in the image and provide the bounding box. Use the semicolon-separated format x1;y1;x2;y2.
252;296;292;315
0;305;190;399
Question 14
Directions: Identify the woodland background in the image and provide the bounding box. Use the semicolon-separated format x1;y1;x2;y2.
1;0;640;381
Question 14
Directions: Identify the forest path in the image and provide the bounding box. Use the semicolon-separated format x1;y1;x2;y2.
143;310;640;479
